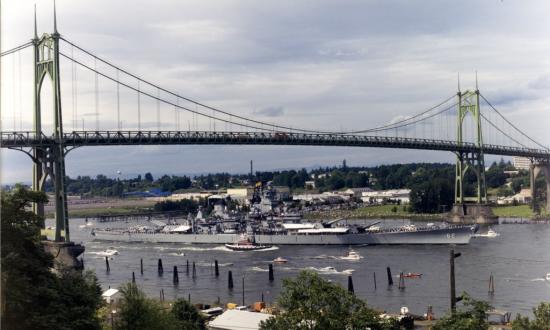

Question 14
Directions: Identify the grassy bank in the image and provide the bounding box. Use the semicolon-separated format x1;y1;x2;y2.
304;204;445;221
47;204;154;219
490;205;535;218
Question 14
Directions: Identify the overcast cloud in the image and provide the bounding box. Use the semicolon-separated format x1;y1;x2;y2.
1;0;549;183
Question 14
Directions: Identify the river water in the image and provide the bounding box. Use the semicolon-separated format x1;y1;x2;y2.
60;218;550;318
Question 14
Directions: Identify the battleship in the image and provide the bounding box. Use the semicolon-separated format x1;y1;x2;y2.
91;182;477;245
91;220;476;245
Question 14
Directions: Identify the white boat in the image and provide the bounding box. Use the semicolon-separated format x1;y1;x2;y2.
340;249;363;261
273;256;288;263
472;227;500;238
545;273;550;281
97;248;119;256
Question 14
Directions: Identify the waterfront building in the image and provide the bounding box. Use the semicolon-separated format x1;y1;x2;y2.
513;156;531;170
208;310;272;330
361;189;411;204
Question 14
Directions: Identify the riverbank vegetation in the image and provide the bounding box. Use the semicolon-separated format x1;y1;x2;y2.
1;186;103;330
26;159;547;218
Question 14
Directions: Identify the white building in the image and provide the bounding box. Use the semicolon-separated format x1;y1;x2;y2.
513;157;531;170
208;310;273;330
361;189;411;204
102;288;121;304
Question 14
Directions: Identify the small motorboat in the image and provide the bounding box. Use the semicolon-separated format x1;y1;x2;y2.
545;273;550;281
97;248;119;256
340;249;363;261
472;227;500;238
273;257;288;264
402;272;422;278
225;234;272;251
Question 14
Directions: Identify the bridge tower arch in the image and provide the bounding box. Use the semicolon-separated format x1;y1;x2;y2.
454;89;487;204
31;6;69;242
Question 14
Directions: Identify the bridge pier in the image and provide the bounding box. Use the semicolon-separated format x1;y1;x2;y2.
530;163;550;213
42;241;85;270
449;204;498;224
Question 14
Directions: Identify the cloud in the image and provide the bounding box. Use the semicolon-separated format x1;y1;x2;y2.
2;0;550;182
253;106;284;117
528;74;550;90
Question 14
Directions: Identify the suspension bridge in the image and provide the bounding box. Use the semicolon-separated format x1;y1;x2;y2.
1;9;549;245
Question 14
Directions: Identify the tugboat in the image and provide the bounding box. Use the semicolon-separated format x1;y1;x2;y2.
225;234;272;251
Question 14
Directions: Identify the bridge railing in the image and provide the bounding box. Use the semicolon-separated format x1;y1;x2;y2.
1;130;549;159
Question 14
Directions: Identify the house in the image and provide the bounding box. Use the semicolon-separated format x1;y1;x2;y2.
304;180;316;189
208;310;273;330
102;288;121;304
497;188;532;205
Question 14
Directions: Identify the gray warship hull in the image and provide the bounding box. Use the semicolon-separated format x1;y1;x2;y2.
92;226;473;245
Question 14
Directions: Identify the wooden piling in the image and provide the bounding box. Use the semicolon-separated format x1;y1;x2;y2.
374;272;377;290
192;261;196;279
158;258;164;276
132;271;135;283
173;266;179;285
488;273;495;294
228;271;234;289
215;260;219;277
242;276;245;306
268;264;274;282
105;256;110;273
398;272;405;290
140;258;143;275
386;266;393;286
348;275;354;294
186;260;189;275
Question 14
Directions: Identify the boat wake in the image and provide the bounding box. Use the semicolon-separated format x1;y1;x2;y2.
250;266;269;272
305;266;355;275
175;246;234;252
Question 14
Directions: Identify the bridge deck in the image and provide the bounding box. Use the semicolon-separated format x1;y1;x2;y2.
1;131;549;159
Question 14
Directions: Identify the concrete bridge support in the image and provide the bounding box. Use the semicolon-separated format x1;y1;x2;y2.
530;163;550;213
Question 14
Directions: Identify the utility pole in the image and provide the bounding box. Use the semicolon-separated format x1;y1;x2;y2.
450;249;463;312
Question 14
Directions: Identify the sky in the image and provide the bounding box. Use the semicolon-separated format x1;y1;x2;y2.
1;0;550;184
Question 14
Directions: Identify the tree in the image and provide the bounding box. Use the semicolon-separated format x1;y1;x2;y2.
433;294;491;330
115;283;178;330
1;185;103;330
259;271;396;330
512;302;550;330
171;298;205;330
145;172;154;182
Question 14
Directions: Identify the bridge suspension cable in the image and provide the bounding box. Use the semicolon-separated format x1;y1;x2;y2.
480;93;549;151
59;37;457;136
0;41;32;57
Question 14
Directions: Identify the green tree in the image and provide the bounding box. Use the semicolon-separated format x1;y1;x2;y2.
512;302;550;330
1;185;103;330
433;294;491;330
145;172;154;182
171;298;205;330
115;283;178;330
259;271;396;330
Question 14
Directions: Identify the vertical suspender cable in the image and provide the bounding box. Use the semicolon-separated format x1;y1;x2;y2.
116;69;120;130
18;51;22;130
156;88;160;130
137;80;141;130
174;97;178;131
71;46;76;130
12;55;16;131
94;58;99;131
